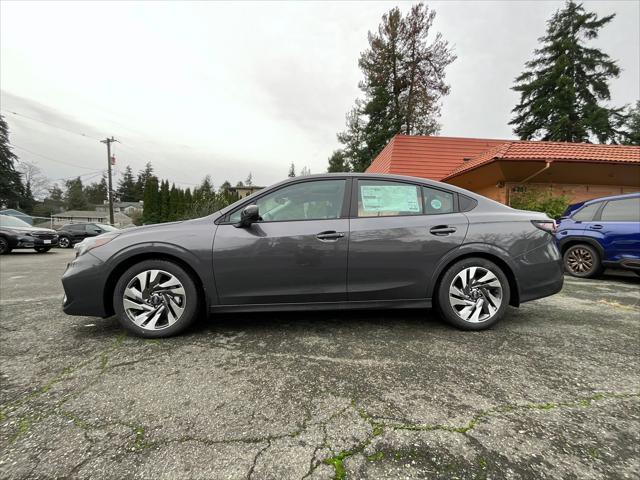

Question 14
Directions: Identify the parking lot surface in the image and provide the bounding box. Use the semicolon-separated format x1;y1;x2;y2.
1;249;639;479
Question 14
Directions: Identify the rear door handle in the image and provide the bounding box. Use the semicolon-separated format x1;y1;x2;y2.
316;231;345;241
589;224;603;230
429;225;457;235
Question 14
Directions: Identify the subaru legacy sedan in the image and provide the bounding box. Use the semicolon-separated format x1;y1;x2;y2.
62;174;563;338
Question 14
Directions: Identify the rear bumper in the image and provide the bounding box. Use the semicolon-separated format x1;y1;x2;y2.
516;239;564;304
61;252;109;317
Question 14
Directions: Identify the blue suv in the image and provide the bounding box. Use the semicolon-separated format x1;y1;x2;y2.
556;193;640;278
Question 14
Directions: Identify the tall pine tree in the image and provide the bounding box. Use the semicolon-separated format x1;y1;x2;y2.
329;3;455;172
510;1;623;143
0;114;25;209
118;165;138;202
142;176;160;224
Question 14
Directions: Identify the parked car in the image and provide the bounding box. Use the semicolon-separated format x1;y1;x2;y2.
57;223;120;248
0;214;59;254
556;192;640;278
62;174;564;338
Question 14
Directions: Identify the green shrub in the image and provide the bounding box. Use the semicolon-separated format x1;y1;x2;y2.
510;188;570;219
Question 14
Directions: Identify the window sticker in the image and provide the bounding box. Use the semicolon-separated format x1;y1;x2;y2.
430;198;442;210
361;185;420;212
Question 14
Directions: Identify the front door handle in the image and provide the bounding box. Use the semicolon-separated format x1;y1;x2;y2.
589;224;603;230
429;225;457;236
316;231;345;241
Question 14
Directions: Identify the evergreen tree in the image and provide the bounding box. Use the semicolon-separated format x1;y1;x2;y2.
183;188;193;213
288;163;296;177
142;176;160;224
327;150;350;173
245;173;253;186
136;162;154;200
329;4;455;172
619;101;640;145
0;114;24;209
510;1;623;143
21;180;35;214
84;176;108;205
118;165;138;202
64;177;88;210
49;184;63;202
159;180;170;221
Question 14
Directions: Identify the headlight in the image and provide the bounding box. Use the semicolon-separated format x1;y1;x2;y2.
75;233;120;257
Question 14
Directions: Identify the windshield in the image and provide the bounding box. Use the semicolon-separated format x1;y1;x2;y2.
0;215;31;228
95;223;119;232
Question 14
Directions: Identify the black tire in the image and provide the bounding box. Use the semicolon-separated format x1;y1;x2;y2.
436;257;511;331
35;247;51;253
58;236;72;248
563;244;602;278
113;259;200;338
0;237;11;255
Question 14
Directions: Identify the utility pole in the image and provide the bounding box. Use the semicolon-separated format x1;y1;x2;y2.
100;136;118;225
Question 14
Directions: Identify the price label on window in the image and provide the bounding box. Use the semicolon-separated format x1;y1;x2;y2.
361;185;420;212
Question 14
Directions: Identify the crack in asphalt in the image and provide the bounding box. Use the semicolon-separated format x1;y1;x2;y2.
2;331;639;480
320;391;640;480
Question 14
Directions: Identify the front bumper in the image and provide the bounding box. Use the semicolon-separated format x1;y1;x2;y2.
16;234;59;248
61;252;110;317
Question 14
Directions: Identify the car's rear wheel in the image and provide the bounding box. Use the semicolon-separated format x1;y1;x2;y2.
58;236;72;248
0;237;11;255
35;247;51;253
437;258;510;330
113;260;200;338
563;244;602;278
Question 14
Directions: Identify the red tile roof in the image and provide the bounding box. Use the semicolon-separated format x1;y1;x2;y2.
366;135;505;180
443;141;640;179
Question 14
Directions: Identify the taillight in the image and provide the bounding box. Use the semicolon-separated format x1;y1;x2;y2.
531;220;556;234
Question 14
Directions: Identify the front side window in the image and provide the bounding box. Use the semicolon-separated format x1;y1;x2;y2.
230;179;346;223
572;203;600;221
600;198;640;222
357;180;422;217
423;187;454;215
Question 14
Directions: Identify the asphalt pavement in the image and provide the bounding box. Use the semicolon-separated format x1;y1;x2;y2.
1;249;639;479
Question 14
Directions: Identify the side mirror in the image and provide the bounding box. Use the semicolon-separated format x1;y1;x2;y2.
234;204;261;228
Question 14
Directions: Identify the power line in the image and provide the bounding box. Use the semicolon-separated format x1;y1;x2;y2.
12;144;103;171
1;109;102;141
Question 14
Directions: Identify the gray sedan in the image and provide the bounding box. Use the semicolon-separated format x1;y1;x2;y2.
62;174;563;338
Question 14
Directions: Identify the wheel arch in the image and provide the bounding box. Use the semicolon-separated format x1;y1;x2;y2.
558;236;604;257
430;248;521;308
103;252;207;317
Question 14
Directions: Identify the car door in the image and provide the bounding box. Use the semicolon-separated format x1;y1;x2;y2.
84;224;103;238
347;179;469;301
594;197;640;262
69;224;85;243
213;178;350;305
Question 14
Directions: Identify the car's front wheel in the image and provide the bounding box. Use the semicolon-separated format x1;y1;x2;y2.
58;236;72;248
563;244;602;278
113;260;200;338
437;258;510;330
35;247;51;253
0;237;11;255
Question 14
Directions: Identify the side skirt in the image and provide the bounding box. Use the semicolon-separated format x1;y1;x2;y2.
209;298;432;314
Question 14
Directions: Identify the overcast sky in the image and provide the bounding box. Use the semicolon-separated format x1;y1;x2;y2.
1;0;638;191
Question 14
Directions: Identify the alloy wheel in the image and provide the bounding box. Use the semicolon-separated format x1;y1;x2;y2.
122;269;186;331
59;237;70;248
565;247;593;275
0;237;8;254
448;266;503;323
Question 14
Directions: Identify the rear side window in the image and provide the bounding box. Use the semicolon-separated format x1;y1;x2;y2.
600;198;640;222
423;187;454;215
572;203;600;221
357;180;422;217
